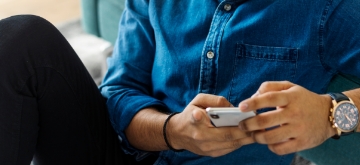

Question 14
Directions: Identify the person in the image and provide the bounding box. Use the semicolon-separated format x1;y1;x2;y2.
0;15;157;165
1;1;360;165
99;0;360;165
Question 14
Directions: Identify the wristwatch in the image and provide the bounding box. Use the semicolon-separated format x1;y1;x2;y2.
328;93;359;139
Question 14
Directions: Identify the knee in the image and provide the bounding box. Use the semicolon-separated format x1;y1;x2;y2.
0;15;58;42
1;14;54;29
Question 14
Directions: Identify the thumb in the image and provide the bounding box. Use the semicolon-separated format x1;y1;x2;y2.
191;109;204;123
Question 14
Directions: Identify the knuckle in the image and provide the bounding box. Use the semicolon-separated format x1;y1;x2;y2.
262;133;273;144
261;81;271;88
208;151;221;158
255;116;269;127
196;93;206;100
223;132;234;141
192;132;205;141
287;107;303;120
216;96;228;105
231;140;243;148
264;131;285;144
240;122;249;131
245;131;252;137
283;80;291;85
259;81;272;92
253;132;269;144
269;145;286;155
199;143;212;153
264;92;277;102
252;99;261;108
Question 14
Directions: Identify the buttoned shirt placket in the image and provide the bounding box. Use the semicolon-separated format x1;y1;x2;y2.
199;1;238;94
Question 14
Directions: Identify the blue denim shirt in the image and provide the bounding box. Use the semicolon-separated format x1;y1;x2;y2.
100;0;360;164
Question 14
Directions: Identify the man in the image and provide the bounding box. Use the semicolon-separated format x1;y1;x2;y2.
100;0;360;164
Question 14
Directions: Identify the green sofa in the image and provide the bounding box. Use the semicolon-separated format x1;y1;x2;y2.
80;0;360;164
81;0;124;45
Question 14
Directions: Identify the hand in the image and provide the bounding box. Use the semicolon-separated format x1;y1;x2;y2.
238;81;337;155
167;93;255;157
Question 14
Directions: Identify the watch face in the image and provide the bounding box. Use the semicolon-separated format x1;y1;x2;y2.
334;102;359;131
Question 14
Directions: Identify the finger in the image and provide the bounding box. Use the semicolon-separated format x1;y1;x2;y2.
192;126;252;144
191;108;214;127
252;125;298;144
191;93;232;108
198;137;255;157
223;136;254;150
239;91;289;112
268;139;302;155
257;81;295;94
191;108;205;122
239;110;287;131
210;127;252;142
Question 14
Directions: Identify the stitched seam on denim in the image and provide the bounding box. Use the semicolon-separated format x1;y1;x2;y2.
198;5;219;93
198;5;220;93
237;44;298;62
318;0;336;74
215;12;234;95
228;43;242;103
292;50;298;82
199;2;234;94
238;56;296;62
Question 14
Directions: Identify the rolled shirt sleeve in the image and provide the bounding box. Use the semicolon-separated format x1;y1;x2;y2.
99;0;168;158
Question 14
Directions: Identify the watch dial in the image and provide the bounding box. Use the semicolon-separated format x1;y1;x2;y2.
334;102;359;131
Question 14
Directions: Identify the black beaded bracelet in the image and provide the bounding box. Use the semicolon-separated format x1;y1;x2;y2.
163;112;184;152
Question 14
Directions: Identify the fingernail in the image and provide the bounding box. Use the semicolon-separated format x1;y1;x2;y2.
239;103;248;111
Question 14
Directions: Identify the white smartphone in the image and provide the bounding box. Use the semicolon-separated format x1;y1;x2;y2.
206;107;256;127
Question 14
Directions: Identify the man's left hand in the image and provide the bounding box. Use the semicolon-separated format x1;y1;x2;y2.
238;81;337;155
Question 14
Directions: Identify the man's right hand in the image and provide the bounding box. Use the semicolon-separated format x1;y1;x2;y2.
166;93;255;157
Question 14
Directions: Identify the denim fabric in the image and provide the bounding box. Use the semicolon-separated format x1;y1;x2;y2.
99;0;360;164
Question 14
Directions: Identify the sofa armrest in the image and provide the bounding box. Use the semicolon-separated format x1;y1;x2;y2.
81;0;125;45
81;0;100;37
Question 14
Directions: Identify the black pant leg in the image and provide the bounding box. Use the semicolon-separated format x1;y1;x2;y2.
0;15;155;165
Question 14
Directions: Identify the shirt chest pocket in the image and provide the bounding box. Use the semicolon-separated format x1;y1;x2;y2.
229;43;298;103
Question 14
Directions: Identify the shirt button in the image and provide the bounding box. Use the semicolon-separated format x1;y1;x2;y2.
207;51;215;59
224;4;232;11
